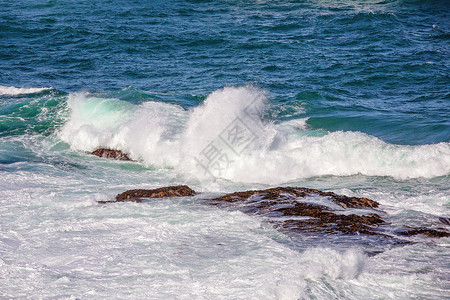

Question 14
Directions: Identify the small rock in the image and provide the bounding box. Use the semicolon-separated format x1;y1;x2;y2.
91;148;132;161
116;185;196;201
98;185;196;204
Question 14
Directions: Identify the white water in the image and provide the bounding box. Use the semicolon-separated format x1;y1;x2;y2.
1;157;448;299
1;85;449;299
59;86;450;184
0;85;52;96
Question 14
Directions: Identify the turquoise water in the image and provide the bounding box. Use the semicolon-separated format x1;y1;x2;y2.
1;1;449;299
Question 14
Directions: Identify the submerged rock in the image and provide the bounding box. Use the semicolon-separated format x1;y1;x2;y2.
91;148;132;161
98;185;196;204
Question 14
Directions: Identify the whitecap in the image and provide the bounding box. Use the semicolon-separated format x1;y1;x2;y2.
0;85;52;96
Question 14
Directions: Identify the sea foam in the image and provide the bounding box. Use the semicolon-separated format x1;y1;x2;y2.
0;85;52;96
59;86;450;183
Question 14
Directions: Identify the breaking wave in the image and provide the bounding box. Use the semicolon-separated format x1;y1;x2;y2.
59;86;450;183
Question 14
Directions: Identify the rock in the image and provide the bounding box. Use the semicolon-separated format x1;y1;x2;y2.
116;185;196;201
212;186;379;208
439;217;450;226
91;148;132;161
211;187;383;236
281;204;383;235
98;185;449;240
98;185;196;204
399;228;450;238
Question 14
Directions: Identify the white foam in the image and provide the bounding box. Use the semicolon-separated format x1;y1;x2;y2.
179;86;450;183
59;86;450;183
0;85;51;96
299;247;366;280
1;132;448;299
59;92;187;166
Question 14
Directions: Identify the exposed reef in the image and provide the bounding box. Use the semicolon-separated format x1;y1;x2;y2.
100;185;449;239
212;187;379;208
211;187;383;236
91;148;132;161
98;185;196;204
210;187;449;239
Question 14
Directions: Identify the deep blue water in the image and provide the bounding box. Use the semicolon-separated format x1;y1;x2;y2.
1;0;449;144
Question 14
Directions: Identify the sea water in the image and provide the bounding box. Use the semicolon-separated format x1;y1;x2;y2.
1;0;449;299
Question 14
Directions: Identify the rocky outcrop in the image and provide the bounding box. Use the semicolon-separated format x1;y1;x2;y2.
91;148;132;161
100;185;449;239
210;187;449;239
281;205;383;235
212;187;379;208
98;185;196;204
211;186;383;236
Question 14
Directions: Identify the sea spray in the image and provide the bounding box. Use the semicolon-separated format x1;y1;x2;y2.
59;86;450;183
180;85;279;180
59;92;186;166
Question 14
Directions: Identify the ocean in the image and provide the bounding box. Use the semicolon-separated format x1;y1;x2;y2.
1;0;449;299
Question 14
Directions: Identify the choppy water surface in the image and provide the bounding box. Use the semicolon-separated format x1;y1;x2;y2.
1;0;449;299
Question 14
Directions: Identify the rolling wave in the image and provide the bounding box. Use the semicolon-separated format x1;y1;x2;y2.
58;86;450;183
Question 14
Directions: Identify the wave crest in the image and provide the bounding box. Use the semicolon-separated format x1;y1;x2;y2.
59;86;450;183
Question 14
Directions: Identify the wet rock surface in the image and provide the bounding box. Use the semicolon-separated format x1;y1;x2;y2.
98;185;196;204
213;187;379;208
399;228;450;238
439;217;450;226
91;148;132;161
211;187;384;236
101;185;449;240
210;187;449;239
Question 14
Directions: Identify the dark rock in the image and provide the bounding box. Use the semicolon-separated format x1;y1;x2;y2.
212;186;379;208
280;203;383;235
98;185;449;241
98;185;196;204
116;185;196;201
439;217;450;226
91;148;132;161
211;187;449;239
211;187;383;236
283;216;382;236
399;228;450;238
